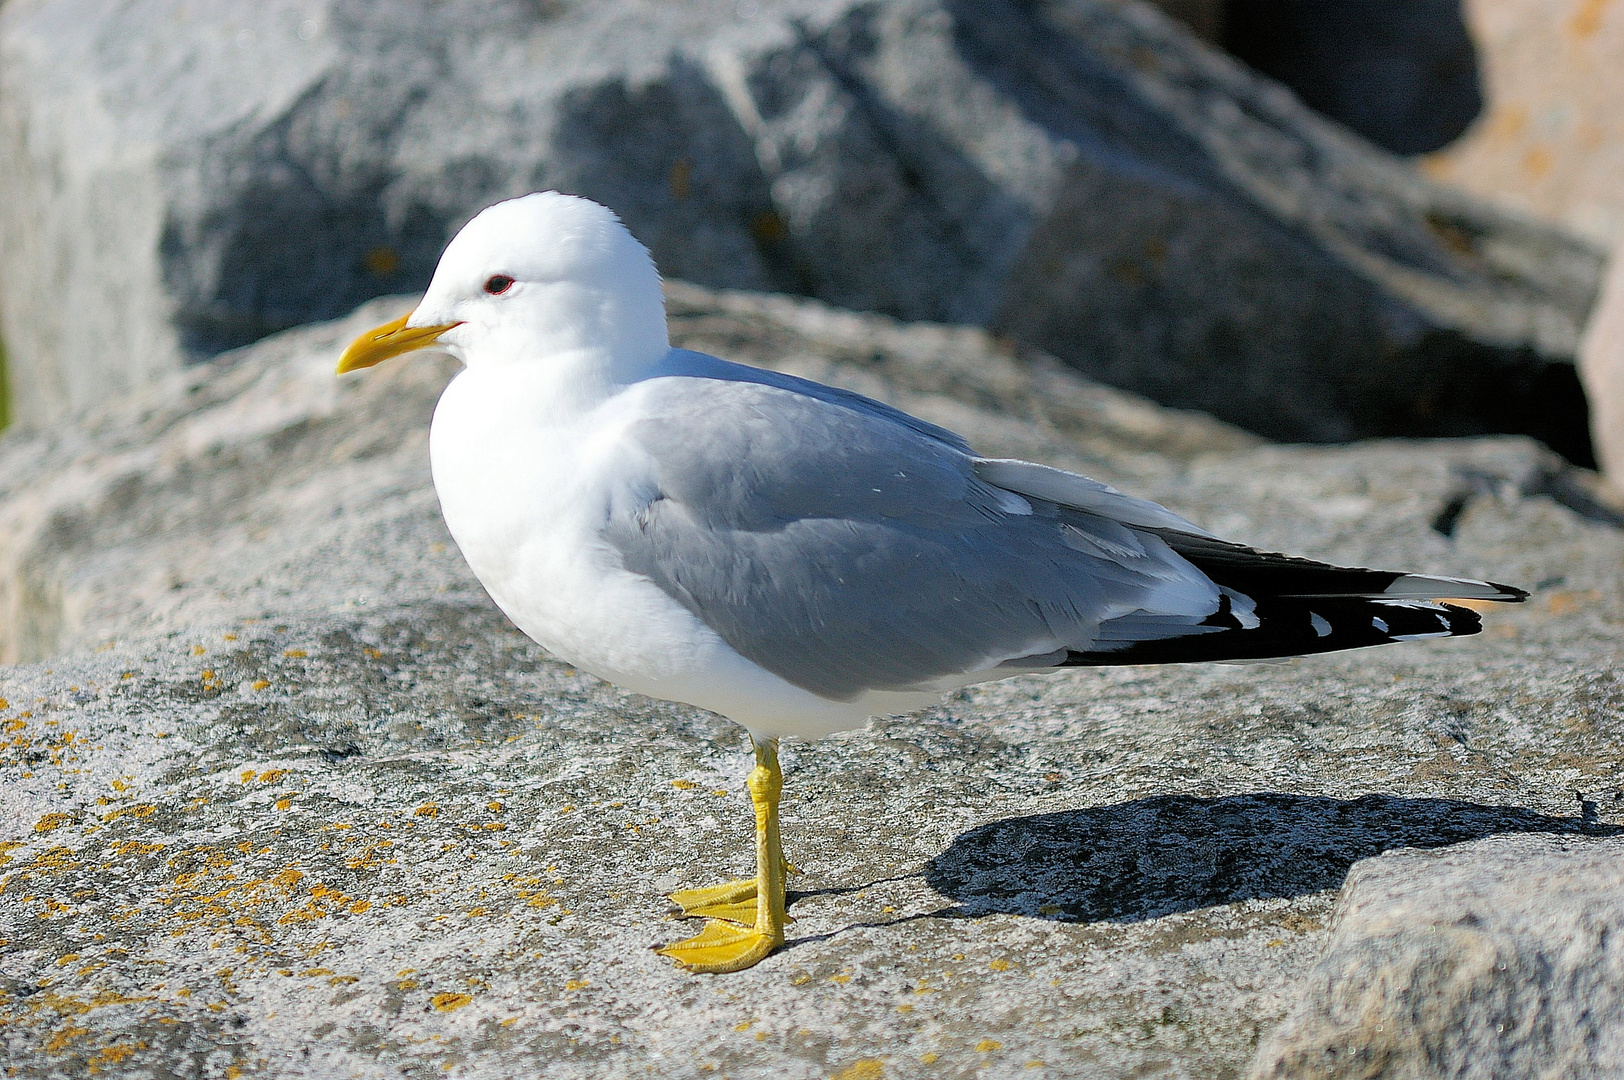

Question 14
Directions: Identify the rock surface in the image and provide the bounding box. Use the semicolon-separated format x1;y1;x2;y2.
1423;0;1624;249
1250;834;1624;1080
1580;250;1624;496
1;285;1622;1079
0;0;1604;461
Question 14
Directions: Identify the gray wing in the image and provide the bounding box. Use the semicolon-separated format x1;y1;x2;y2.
603;371;1223;702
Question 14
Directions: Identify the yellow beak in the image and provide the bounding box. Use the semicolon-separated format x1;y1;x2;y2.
336;313;462;374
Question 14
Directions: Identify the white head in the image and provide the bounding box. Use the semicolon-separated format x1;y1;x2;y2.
337;192;669;386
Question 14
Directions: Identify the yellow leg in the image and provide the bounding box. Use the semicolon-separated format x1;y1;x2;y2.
657;737;789;973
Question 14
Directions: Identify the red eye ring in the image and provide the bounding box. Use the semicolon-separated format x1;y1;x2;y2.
484;274;515;295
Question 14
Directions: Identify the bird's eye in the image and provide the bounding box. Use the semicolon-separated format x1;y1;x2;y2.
483;274;515;295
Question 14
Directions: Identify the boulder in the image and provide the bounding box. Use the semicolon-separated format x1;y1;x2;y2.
1;285;1621;1079
1422;0;1624;249
1580;249;1624;496
1250;835;1624;1080
0;0;1605;461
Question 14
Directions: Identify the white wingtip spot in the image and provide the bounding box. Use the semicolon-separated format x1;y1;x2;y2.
1372;617;1390;634
1310;612;1332;637
992;488;1033;516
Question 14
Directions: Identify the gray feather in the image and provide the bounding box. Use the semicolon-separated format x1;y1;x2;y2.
604;366;1220;701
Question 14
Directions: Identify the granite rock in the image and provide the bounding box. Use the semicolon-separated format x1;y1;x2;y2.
1250;834;1624;1080
0;0;1604;461
1422;0;1624;249
1;286;1622;1078
1580;250;1624;496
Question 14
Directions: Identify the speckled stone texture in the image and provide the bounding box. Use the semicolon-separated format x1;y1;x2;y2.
1251;835;1624;1080
1;286;1621;1079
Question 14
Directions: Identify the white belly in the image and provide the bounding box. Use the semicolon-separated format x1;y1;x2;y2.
427;368;934;739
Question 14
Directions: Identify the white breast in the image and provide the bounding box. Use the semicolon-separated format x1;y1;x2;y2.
426;366;916;739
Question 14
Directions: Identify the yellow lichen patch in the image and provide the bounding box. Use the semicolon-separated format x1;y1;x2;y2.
110;779;130;792
251;680;270;691
110;839;164;857
192;645;206;655
564;979;588;991
271;868;305;891
299;968;334;977
43;1025;88;1051
101;804;155;823
240;770;257;783
33;813;75;834
275;798;292;811
349;899;371;914
670;779;698;790
920;1053;939;1064
831;1061;886;1080
0;840;25;865
486;801;503;812
87;1041;143;1070
344;841;395;871
975;1040;1001;1053
431;993;472;1011
283;649;307;659
2;718;24;732
414;804;438;817
988;959;1011;972
258;769;289;784
55;953;82;966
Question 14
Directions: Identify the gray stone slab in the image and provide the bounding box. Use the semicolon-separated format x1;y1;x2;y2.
0;286;1620;1078
0;0;1604;460
1250;834;1624;1080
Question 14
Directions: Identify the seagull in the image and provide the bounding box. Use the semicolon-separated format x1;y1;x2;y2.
337;191;1525;974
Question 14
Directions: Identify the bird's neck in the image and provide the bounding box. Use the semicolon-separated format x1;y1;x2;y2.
458;340;670;423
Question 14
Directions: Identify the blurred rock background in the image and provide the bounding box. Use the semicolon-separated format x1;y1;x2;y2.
0;0;1610;461
1;2;1622;1078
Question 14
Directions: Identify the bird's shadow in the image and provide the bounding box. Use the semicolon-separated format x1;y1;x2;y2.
913;793;1617;924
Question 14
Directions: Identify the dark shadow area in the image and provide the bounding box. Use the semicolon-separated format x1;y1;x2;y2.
1223;0;1483;155
925;793;1615;924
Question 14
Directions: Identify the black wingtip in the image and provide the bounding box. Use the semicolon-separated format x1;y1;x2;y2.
1486;581;1529;603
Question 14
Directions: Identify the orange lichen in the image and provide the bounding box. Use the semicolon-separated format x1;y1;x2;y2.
431;993;472;1011
43;1025;88;1052
109;840;163;856
33;813;74;833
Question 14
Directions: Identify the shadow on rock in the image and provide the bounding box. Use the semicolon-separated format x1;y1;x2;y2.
925;793;1616;923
